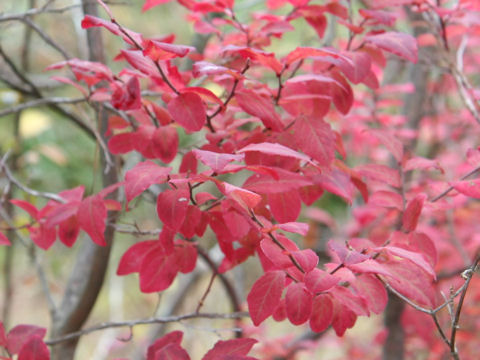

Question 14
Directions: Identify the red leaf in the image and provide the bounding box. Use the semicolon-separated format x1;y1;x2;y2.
77;195;107;246
0;233;11;246
139;247;179;293
347;259;392;277
402;194;426;232
244;169;313;194
222;45;283;74
58;215;80;247
405;157;443;173
81;15;142;45
305;268;340;293
290;249;318;273
156;189;189;231
192;149;244;173
117;240;159;275
10;199;39;219
180;87;224;106
17;336;49;360
125;161;172;203
314;168;354;203
381;258;435;307
167;92;206;132
147;331;183;360
260;235;299;269
365;31;418;63
267;190;301;223
202;338;258;360
450;178;480;199
285;47;339;65
352;274;387;314
328;240;369;265
330;286;369;316
285;283;313;325
7;325;46;355
143;40;194;61
151;126;178;163
111;76;142;110
331;304;356;336
175;241;198;273
30;225;56;250
293;116;335;166
247;270;286;326
235;89;283;131
309;294;334;332
0;322;6;346
142;0;173;12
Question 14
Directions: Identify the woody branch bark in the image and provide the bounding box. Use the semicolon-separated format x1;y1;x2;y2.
49;1;119;359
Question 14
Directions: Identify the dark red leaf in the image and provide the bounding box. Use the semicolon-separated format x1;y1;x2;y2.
247;270;286;326
139;247;179;293
202;338;257;360
235;89;283;131
167;92;206;132
309;294;334;332
401;194;426;232
293;115;335;166
285;283;313;325
58;215;80;247
17;336;49;360
267;190;301;223
156;189;189;231
111;76;142;110
77;195;107;246
147;331;183;360
117;240;159;275
7;325;46;355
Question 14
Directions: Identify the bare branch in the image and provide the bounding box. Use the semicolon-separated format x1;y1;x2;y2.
0;97;87;117
46;312;249;345
0;152;66;203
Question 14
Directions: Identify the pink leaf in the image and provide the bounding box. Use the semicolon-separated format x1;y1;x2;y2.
285;283;313;325
192;149;244;173
402;194;426;232
238;142;311;163
125;161;172;203
365;31;418;63
247;270;286;326
276;222;309;235
10;199;39;219
235;89;283;131
244;169;313;194
309;294;334;333
328;240;369;265
353;274;387;314
368;129;403;162
221;182;262;209
111;76;142;110
291;249;319;272
305;268;340;293
260;235;299;269
355;164;401;188
293;116;335;166
17;336;49;360
330;286;369;316
450;178;480;199
58;215;80;247
143;40;194;61
368;190;403;210
167;92;206;132
347;259;392;277
381;246;435;278
202;338;257;360
7;325;46;355
0;233;11;246
156;189;189;231
77;195;107;246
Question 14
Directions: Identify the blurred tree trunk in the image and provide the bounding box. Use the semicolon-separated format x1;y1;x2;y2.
50;1;119;359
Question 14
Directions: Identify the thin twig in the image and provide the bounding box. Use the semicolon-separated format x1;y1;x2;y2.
0;152;66;203
45;312;249;345
0;97;86;117
431;164;480;202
